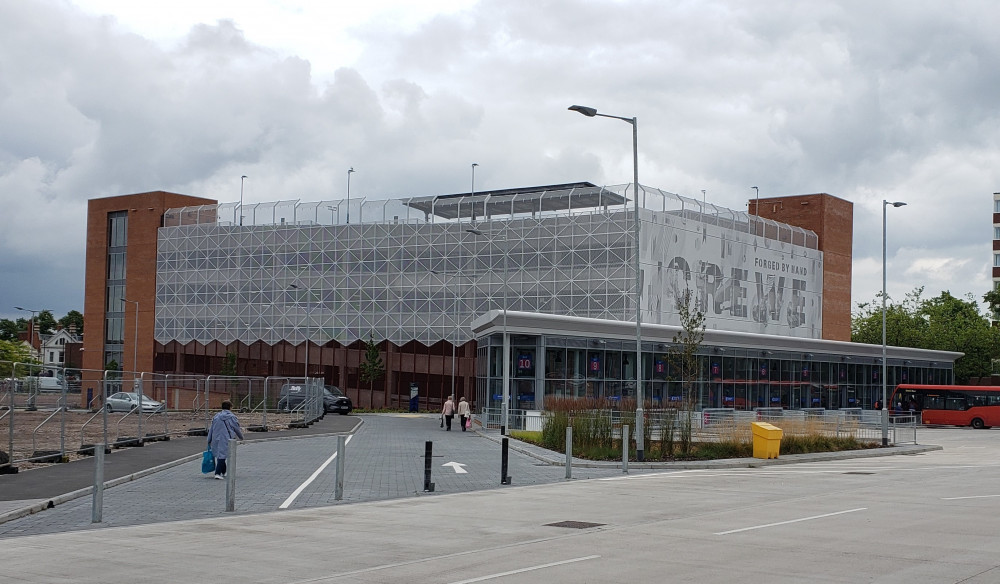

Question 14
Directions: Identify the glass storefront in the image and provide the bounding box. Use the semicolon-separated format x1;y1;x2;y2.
477;333;954;412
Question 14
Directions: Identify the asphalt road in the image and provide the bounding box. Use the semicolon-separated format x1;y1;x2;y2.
3;419;998;583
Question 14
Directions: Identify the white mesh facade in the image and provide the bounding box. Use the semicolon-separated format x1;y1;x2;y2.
155;183;822;346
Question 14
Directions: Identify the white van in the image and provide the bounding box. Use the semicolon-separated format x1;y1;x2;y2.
38;376;65;391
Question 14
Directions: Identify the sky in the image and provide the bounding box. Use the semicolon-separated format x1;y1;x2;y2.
2;0;999;324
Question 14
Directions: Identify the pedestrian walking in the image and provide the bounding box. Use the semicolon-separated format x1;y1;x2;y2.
441;395;456;431
207;400;244;479
457;396;471;432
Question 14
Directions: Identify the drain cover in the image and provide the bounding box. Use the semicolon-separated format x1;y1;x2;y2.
544;521;605;529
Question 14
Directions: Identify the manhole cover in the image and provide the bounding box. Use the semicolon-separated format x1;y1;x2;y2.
544;521;605;529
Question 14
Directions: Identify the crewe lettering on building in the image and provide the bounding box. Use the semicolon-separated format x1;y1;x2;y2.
668;256;809;329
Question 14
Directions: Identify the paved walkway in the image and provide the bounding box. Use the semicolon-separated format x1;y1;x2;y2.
0;426;988;584
0;412;939;539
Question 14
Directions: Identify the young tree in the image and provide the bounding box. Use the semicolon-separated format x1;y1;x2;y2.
359;334;385;409
220;351;238;376
665;289;706;455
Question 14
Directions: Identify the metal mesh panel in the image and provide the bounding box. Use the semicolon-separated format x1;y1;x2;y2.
156;184;822;346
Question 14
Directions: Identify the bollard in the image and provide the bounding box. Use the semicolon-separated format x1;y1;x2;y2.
423;441;435;492
622;424;629;474
91;443;105;523
225;438;237;512
565;426;573;479
500;437;511;485
335;435;345;501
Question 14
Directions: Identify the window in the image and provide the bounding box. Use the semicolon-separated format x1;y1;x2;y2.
994;226;1000;240
994;254;1000;268
995;199;1000;213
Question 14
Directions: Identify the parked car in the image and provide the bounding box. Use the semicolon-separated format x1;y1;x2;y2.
105;392;165;413
322;385;353;415
277;384;353;415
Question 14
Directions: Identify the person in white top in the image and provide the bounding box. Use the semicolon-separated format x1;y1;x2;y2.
456;396;472;432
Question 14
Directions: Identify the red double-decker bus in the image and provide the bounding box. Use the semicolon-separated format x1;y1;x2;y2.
891;384;1000;429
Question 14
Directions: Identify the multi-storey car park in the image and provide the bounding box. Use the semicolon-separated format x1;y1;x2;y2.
81;183;959;413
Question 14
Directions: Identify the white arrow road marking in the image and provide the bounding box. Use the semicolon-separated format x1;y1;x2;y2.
442;462;468;474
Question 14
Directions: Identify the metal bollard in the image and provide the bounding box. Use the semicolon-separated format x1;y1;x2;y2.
500;437;511;485
91;443;105;523
622;424;629;474
225;438;237;512
335;435;345;501
565;426;573;480
423;441;435;492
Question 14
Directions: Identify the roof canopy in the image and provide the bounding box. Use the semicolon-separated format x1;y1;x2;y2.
401;182;627;220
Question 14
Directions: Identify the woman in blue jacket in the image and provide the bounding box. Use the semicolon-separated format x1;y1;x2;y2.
207;400;244;479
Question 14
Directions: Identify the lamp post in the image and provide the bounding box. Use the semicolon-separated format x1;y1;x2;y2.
288;284;316;380
14;306;39;363
346;167;355;225
751;186;760;235
471;163;479;196
431;268;476;403
123;299;139;375
239;175;247;226
568;104;645;461
882;200;906;446
467;227;510;435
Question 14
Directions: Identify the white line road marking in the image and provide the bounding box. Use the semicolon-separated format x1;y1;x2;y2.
447;556;601;584
715;508;867;535
443;462;468;474
941;494;1000;500
279;434;354;509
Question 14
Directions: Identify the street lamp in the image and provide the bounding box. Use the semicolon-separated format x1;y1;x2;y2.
346;167;355;225
467;227;510;435
239;175;247;226
882;200;906;446
123;299;139;375
751;187;760;235
289;284;317;380
471;163;479;197
430;268;477;403
14;306;39;363
568;104;645;461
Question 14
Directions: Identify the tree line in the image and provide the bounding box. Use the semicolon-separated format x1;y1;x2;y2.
852;288;1000;384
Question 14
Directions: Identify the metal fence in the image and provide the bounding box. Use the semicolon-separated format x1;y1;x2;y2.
479;406;919;445
0;362;326;471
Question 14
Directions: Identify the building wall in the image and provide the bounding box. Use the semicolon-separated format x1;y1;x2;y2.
83;192;217;395
750;193;853;341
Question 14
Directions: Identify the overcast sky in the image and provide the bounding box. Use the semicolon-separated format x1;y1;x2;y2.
2;0;999;324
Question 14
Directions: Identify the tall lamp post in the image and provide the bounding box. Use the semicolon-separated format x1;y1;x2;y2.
882;200;906;447
123;299;139;375
471;163;479;197
467;227;510;435
568;104;645;461
239;175;247;226
289;284;316;381
14;306;39;363
346;167;355;225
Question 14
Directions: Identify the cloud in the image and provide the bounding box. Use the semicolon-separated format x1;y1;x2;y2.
2;0;1000;324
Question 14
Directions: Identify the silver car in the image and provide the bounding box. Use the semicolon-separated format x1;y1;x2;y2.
105;392;165;413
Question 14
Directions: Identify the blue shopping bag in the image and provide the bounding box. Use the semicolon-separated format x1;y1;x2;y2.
201;450;216;474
